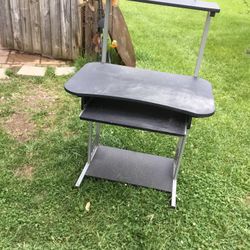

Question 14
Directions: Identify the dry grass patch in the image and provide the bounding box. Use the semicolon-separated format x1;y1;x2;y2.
18;85;58;112
244;195;250;207
1;85;61;136
14;165;34;180
1;85;59;141
3;112;35;142
0;96;5;104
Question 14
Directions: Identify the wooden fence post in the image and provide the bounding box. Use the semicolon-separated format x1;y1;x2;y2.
84;0;98;56
30;0;41;53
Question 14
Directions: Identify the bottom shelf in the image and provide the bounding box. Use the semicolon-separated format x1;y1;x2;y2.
86;145;174;192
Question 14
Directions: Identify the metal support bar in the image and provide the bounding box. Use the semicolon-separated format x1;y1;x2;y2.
101;0;111;63
75;121;189;208
75;162;90;188
171;132;188;207
87;122;93;163
98;0;111;143
194;12;212;77
94;123;101;147
74;146;98;187
75;122;96;187
173;135;187;179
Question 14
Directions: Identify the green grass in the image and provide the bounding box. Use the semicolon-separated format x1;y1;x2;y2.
0;0;250;249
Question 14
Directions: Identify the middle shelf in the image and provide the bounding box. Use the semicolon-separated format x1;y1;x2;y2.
80;98;188;136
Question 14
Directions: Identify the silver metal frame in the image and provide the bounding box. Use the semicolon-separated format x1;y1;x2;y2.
171;132;188;207
75;122;99;187
194;12;212;77
74;2;212;208
75;122;188;209
101;0;111;63
75;0;111;187
81;0;111;171
75;122;93;187
97;0;111;153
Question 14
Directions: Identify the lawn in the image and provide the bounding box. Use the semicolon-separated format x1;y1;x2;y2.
0;0;249;249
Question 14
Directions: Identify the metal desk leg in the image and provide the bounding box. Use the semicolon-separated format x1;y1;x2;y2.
194;12;212;77
171;132;188;208
94;123;101;147
101;0;111;63
94;0;109;144
75;122;98;187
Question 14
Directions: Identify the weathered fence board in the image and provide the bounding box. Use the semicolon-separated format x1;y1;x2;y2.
60;0;72;59
40;0;52;56
84;0;98;55
0;1;5;46
10;0;23;50
71;0;81;59
50;0;62;58
0;0;13;48
20;0;32;52
0;0;82;60
29;0;41;53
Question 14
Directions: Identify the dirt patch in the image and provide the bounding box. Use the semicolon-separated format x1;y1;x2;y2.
4;112;35;142
14;165;34;180
244;195;250;207
19;86;58;111
2;85;59;138
0;96;5;104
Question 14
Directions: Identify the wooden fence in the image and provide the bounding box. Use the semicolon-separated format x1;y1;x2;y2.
0;0;82;60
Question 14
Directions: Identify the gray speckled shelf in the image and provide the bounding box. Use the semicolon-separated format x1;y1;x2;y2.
86;145;175;192
65;62;215;118
81;98;188;136
129;0;220;14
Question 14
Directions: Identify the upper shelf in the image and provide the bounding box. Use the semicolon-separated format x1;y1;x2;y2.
129;0;220;15
65;62;215;118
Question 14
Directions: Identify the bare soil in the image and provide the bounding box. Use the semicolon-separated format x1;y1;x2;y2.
4;112;35;142
2;85;59;141
244;196;250;207
14;165;34;180
18;86;57;111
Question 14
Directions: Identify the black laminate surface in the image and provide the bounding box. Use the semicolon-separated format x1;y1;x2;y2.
81;98;187;136
87;145;174;192
65;62;215;117
129;0;220;13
